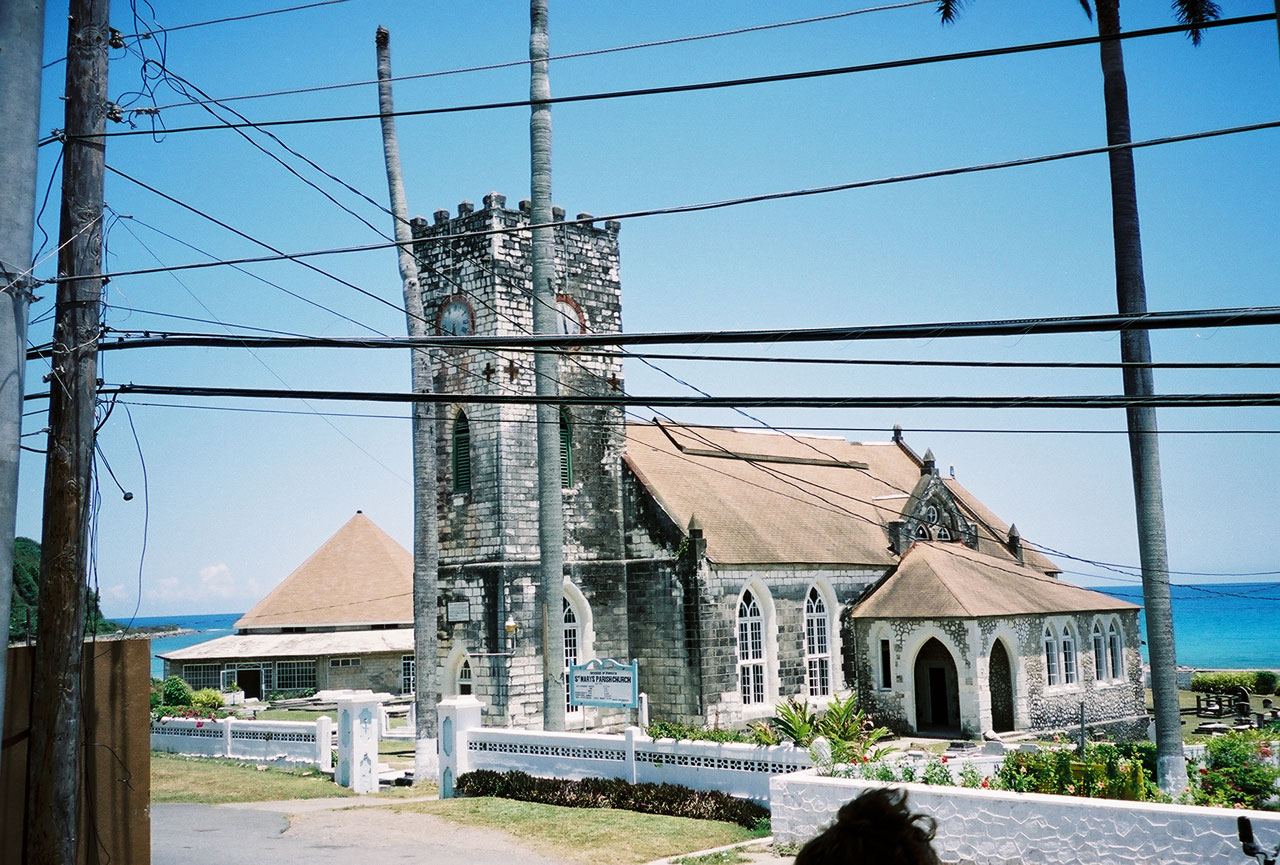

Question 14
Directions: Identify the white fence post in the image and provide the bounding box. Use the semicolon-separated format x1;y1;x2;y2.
336;698;381;794
316;715;333;772
437;695;483;798
222;716;233;758
624;727;639;784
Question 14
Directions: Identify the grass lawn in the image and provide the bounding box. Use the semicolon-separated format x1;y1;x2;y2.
151;752;432;803
392;797;765;865
151;752;355;803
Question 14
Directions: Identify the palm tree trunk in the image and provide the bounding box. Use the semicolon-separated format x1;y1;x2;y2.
529;0;566;731
1096;0;1187;796
375;26;440;781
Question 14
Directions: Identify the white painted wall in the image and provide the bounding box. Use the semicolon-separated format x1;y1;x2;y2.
151;716;332;770
770;771;1280;865
436;696;811;804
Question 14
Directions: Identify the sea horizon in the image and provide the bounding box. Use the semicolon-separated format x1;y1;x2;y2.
128;580;1280;680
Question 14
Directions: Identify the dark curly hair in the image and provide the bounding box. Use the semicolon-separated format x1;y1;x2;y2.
793;787;940;865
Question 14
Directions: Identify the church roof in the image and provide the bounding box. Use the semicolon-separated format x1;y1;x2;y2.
623;421;1056;571
234;512;412;630
849;542;1137;619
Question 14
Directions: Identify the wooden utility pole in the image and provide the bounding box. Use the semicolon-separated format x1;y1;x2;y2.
26;0;110;860
374;25;441;784
0;0;47;784
529;0;566;732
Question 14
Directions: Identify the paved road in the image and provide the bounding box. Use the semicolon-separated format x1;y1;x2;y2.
152;799;567;865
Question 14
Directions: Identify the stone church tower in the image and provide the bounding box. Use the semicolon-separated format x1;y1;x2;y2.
411;193;629;728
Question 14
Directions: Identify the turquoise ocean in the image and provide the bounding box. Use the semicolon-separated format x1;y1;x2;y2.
129;582;1280;680
1096;581;1280;671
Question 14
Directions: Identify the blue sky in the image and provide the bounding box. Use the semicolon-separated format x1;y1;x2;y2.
21;1;1279;618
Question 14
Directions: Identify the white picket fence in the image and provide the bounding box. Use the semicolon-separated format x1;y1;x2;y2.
151;715;333;770
437;696;811;804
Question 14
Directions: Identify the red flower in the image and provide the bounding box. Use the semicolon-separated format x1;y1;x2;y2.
941;756;949;763
980;778;990;788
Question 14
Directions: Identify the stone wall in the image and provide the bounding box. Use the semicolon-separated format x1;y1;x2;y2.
415;195;630;730
770;771;1280;865
851;611;1147;739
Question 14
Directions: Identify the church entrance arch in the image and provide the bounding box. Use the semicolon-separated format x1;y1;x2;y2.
989;639;1015;732
913;637;960;732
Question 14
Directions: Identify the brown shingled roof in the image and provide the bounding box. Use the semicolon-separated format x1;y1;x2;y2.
623;422;1051;572
849;542;1137;619
235;512;411;630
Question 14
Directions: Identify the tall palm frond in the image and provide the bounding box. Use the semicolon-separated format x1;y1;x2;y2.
1172;0;1222;44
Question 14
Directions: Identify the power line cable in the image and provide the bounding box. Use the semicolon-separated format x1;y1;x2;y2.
145;1;937;112
57;116;1280;281
46;305;1280;354
67;385;1280;409
42;0;351;68
59;13;1274;141
106;165;400;332
90;401;1280;436
65;331;1280;372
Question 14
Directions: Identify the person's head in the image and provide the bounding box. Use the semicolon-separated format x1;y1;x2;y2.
793;787;940;865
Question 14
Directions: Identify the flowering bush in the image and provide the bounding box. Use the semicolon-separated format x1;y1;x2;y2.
151;704;229;722
1191;732;1280;810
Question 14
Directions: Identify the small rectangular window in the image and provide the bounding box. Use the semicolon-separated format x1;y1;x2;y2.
329;657;361;668
879;639;892;689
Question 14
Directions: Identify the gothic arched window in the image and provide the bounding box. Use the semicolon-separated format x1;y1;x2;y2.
804;587;831;697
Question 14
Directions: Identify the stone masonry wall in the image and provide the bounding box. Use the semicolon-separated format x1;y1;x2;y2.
414;196;629;729
851;611;1147;739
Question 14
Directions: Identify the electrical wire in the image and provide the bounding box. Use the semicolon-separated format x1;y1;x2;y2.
145;1;937;112
57;13;1274;142
49;116;1280;282
86;402;1280;436
39;304;1280;355
64;385;1280;409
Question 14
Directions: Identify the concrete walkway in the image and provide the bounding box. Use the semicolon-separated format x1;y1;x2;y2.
152;798;565;865
153;796;792;865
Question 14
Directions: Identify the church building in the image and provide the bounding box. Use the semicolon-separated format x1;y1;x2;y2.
413;193;1149;741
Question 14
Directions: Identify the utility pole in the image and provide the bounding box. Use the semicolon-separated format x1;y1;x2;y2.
26;0;110;861
375;25;440;784
529;0;565;731
0;0;47;786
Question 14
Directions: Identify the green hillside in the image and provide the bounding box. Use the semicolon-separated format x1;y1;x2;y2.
9;537;118;641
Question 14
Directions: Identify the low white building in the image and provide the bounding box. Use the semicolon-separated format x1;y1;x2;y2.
159;511;418;699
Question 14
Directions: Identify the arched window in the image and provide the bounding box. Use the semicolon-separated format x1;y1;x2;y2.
1108;622;1125;681
936;525;952;541
559;409;573;488
452;411;471;492
1061;625;1077;685
804;587;831;697
1092;622;1108;680
913;524;931;540
738;590;766;705
456;658;473;696
563;599;579;713
1044;626;1059;686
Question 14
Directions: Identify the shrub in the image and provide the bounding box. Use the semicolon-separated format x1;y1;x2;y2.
190;688;225;710
1190;671;1255;694
645;720;752;744
1192;732;1280;810
1254;671;1279;696
454;770;769;828
162;675;193;707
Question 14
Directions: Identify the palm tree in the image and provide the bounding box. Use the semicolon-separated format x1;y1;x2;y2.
937;0;1220;795
375;26;440;782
